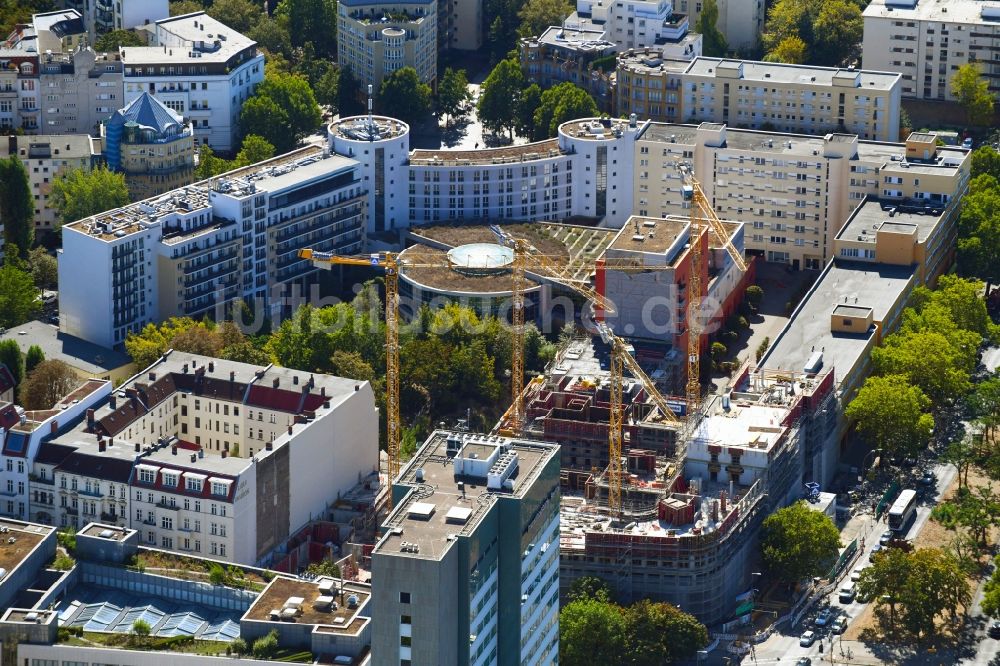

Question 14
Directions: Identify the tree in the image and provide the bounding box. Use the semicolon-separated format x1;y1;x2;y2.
765;35;808;64
233;135;276;168
971;146;1000;180
169;0;204;16
251;630;280;659
249;16;292;59
378;67;432;127
275;0;337;54
957;174;1000;288
845;375;934;456
932;484;1000;548
194;144;229;180
305;560;341;578
436;68;472;127
811;0;862;66
330;350;375;383
0;265;39;329
560;598;628;666
532;82;598;141
478;59;525;139
206;0;263;35
696;0;728;57
517;0;573;39
125;317;203;369
0;340;24;388
314;65;340;111
241;72;322;153
516;83;543;139
0;156;34;255
953;63;995;127
872;330;974;407
760;500;841;583
93;29;143;51
49;167;129;227
25;345;44;374
19;360;78;410
567;575;613;602
745;285;764;309
623;600;709;665
337;67;365;117
131;619;151;638
983;555;1000;618
28;247;57;290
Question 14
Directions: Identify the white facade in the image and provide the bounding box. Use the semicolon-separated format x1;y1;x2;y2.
862;0;1000;101
59;146;365;349
120;12;264;153
574;0;689;50
63;0;168;40
674;0;765;53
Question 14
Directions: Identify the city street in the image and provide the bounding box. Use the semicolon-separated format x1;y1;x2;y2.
745;462;960;665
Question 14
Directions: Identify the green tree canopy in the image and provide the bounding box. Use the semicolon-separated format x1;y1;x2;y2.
559;598;628;666
532;82;598;140
478;59;525;138
811;0;863;66
206;0;264;35
764;35;808;64
313;65;340;111
872;330;974;406
957;173;1000;288
567;575;613;602
436;68;472;126
28;247;57;290
516;83;543;140
0;265;39;329
971;146;1000;180
953;63;995;127
0;0;55;36
0;339;24;387
983;555;1000;618
517;0;573;38
25;345;44;374
0;156;34;255
762;0;861;66
696;0;728;57
169;1;204;16
846;374;934;456
932;484;1000;547
760;500;841;582
378;67;432;127
241;72;322;153
49;167;130;227
275;0;337;54
233;135;276;167
93;29;144;51
623;600;709;665
249;16;293;59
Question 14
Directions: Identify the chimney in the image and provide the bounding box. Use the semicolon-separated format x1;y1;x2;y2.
135;442;141;452
208;361;214;372
273;377;280;389
183;363;189;373
321;386;326;398
308;374;315;388
86;409;96;429
171;445;177;455
230;371;235;381
110;395;117;409
50;421;58;435
720;490;727;512
293;375;299;385
190;453;197;463
98;440;106;453
287;425;293;436
148;372;157;381
221;450;227;458
198;448;204;459
355;384;360;392
265;441;273;451
109;437;114;447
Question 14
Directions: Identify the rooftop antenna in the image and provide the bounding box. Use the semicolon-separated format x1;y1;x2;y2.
366;84;374;139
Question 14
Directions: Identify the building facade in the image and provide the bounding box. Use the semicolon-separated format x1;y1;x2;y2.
103;91;195;200
120;12;264;153
39;47;123;135
59;146;365;348
673;0;764;53
62;0;169;41
631;123;969;269
371;431;560;666
1;134;102;232
337;0;438;90
862;0;1000;101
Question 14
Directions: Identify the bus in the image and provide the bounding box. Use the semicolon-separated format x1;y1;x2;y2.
887;489;917;533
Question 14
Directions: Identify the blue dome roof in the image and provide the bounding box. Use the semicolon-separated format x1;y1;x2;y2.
105;92;183;136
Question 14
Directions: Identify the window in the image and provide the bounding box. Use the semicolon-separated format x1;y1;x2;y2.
186;477;203;492
400;592;411;604
139;468;156;484
211;482;228;496
161;516;173;530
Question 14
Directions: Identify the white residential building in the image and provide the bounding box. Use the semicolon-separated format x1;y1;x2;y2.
863;0;1000;101
58;145;365;348
62;0;169;41
674;0;765;53
22;353;379;565
120;12;264;153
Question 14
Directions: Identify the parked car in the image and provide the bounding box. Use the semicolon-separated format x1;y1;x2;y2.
879;530;894;546
796;659;812;666
815;608;832;627
831;617;848;634
919;471;936;487
800;630;817;647
989;620;1000;639
839;582;857;603
963;137;974;149
869;544;883;561
850;567;865;582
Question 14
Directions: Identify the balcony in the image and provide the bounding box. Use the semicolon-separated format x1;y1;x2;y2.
183;261;239;289
156;500;179;510
100;512;121;522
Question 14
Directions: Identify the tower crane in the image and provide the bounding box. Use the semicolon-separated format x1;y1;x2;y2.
299;244;612;507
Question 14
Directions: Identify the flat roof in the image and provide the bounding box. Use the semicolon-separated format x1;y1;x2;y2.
691;402;789;452
608;216;688;255
122;12;256;65
375;431;558;560
832;304;873;317
80;524;132;540
537;24;614;51
836;198;946;244
0;321;132;375
243;576;370;633
409;138;564;167
759;260;916;376
683;57;901;89
0;520;52;574
863;0;994;24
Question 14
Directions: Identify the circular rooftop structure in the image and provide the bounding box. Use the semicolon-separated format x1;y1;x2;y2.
447;243;514;276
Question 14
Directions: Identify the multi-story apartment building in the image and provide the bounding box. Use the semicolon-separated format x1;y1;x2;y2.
39;47;123;135
121;12;264;153
631;123;969;269
616;55;902;142
0;49;40;132
103;91;195;200
673;0;764;53
20;352;379;565
520;0;701;107
337;0;438;90
438;0;482;51
372;430;561;666
680;58;902;142
862;0;1000;100
329;114;642;234
1;134;103;233
59;145;366;348
61;0;169;41
29;9;88;54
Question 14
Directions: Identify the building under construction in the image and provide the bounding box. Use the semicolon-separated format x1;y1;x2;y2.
557;361;836;624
